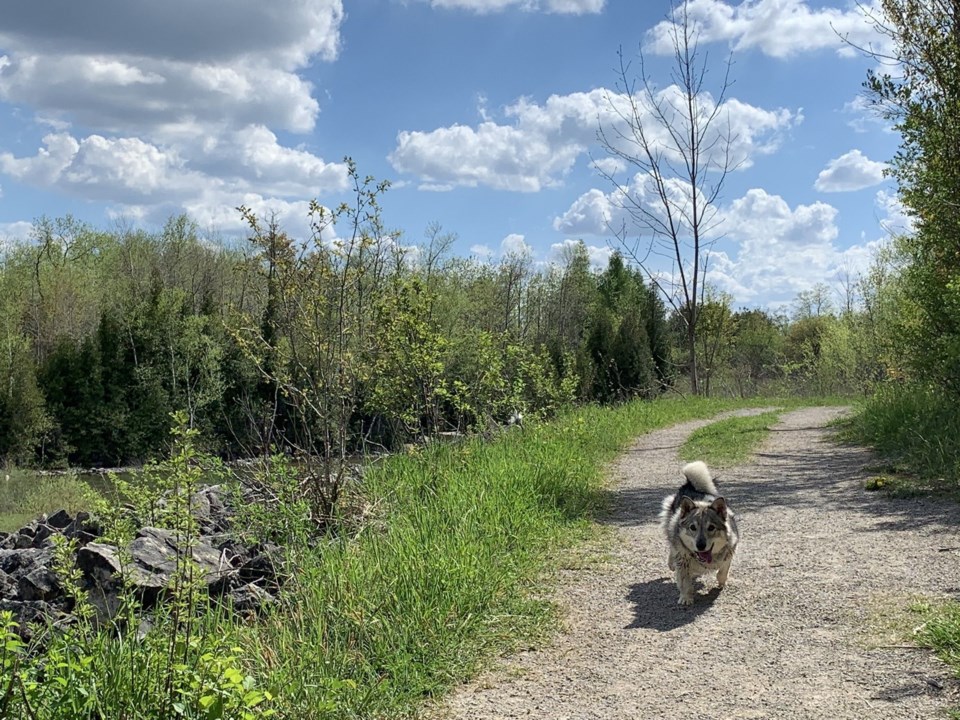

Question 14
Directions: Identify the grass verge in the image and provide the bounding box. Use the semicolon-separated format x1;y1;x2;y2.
234;395;840;718
908;599;960;718
839;383;960;499
679;409;782;468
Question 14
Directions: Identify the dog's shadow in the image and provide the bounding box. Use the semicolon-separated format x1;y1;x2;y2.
625;578;720;631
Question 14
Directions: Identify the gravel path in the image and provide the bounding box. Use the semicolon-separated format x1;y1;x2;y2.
438;406;960;719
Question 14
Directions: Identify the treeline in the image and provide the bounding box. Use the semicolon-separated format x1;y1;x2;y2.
0;184;675;468
0;169;884;469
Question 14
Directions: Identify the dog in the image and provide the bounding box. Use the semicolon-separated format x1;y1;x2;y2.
659;461;739;606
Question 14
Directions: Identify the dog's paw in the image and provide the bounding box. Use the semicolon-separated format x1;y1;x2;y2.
677;595;694;606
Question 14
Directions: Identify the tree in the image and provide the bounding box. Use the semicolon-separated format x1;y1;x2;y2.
598;0;736;395
862;0;960;392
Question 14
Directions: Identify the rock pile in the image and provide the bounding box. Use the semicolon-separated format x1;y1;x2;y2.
0;486;281;641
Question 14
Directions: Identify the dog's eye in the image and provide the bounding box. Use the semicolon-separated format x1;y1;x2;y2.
708;524;717;532
689;523;698;531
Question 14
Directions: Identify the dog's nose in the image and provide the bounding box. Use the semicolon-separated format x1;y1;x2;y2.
696;539;707;551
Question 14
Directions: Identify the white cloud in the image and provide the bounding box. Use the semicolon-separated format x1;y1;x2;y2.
814;149;887;192
470;243;495;260
645;0;889;59
390;87;797;192
592;157;627;177
554;188;618;235
724;188;839;246
705;189;877;306
501;233;533;257
419;0;603;14
875;189;913;236
843;95;893;134
0;1;348;229
554;182;866;306
0;221;34;247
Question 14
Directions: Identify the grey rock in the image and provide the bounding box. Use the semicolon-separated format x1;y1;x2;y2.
18;567;61;602
227;582;274;613
77;542;123;586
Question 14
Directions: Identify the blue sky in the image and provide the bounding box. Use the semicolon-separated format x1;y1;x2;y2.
0;0;909;309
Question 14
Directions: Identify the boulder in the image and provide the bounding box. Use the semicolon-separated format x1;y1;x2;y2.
127;527;231;604
17;567;62;602
45;509;73;530
77;542;123;586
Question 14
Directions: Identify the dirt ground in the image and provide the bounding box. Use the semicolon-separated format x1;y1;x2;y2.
437;406;960;719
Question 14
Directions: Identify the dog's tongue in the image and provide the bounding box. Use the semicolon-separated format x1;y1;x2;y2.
696;550;713;564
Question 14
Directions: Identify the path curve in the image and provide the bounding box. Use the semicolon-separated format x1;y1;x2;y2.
438;406;960;719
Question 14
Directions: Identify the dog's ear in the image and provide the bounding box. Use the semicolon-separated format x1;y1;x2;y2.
710;497;728;520
679;496;696;516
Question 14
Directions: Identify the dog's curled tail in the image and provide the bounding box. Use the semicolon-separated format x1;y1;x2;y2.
682;460;718;495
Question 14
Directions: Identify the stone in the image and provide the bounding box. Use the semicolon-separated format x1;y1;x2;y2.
45;509;73;530
17;567;62;602
227;582;274;614
0;570;16;599
77;542;123;586
127;527;231;603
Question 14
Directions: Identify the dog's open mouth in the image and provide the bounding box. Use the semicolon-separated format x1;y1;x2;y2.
694;549;713;564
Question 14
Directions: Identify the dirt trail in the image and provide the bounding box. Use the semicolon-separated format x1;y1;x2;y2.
438;406;960;719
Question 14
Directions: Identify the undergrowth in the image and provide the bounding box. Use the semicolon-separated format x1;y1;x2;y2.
841;383;960;497
909;599;960;718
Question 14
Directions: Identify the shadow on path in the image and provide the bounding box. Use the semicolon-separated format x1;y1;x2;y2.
601;427;960;534
624;578;719;631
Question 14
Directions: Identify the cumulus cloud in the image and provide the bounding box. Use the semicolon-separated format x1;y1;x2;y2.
814;149;887;192
645;0;889;59
554;181;869;306
843;95;893;134
0;0;348;229
390;87;797;192
0;220;34;247
501;233;533;257
470;243;496;260
418;0;603;13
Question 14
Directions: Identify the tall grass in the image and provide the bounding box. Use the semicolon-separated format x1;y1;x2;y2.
843;383;960;492
0;470;103;532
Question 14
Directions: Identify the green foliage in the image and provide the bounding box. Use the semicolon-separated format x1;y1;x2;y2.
0;471;103;532
238;395;769;718
365;278;447;439
0;333;51;464
865;0;960;394
909;599;960;716
0;415;276;720
843;382;960;491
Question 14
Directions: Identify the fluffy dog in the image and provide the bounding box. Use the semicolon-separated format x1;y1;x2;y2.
659;461;739;605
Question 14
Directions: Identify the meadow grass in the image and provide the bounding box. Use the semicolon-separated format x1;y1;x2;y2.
908;599;960;718
679;410;782;468
0;470;104;532
840;383;960;498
